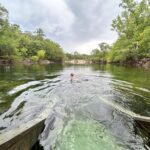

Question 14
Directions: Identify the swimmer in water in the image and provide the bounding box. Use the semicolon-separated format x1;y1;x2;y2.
70;73;74;82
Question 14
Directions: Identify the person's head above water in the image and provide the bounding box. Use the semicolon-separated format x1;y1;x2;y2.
70;73;74;77
70;73;74;81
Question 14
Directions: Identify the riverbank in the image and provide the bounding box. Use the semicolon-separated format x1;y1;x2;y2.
135;58;150;69
0;57;150;69
108;58;150;70
64;58;150;69
64;59;90;65
0;58;56;65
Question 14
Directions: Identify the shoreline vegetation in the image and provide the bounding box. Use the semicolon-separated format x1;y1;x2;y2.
0;0;150;69
64;58;150;69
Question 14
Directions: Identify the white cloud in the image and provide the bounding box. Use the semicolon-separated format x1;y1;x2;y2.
0;0;122;54
36;0;75;36
74;40;101;54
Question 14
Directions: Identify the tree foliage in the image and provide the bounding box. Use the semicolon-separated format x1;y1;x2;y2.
90;43;110;63
65;51;89;61
109;0;150;62
0;4;64;62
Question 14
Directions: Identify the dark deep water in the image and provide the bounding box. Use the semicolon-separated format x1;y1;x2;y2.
0;64;150;150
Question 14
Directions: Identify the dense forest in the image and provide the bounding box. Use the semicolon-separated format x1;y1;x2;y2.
0;4;64;63
91;0;150;64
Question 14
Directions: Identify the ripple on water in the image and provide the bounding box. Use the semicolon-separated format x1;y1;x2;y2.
0;65;149;150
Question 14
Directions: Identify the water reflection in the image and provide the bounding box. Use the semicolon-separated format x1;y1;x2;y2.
0;64;63;115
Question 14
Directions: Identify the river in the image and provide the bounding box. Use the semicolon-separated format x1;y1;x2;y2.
0;64;150;150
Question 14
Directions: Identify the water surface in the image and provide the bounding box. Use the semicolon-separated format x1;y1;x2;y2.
0;64;150;149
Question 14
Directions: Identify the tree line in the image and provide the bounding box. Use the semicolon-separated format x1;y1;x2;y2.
0;4;64;63
91;0;150;64
65;51;90;61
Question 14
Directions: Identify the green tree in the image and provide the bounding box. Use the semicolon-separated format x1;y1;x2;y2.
109;0;150;63
91;49;102;63
0;3;8;28
37;50;45;59
90;42;110;63
0;4;65;63
99;42;110;52
31;55;39;62
34;28;45;39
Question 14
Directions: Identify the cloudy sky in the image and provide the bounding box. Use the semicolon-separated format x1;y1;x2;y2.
0;0;122;54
